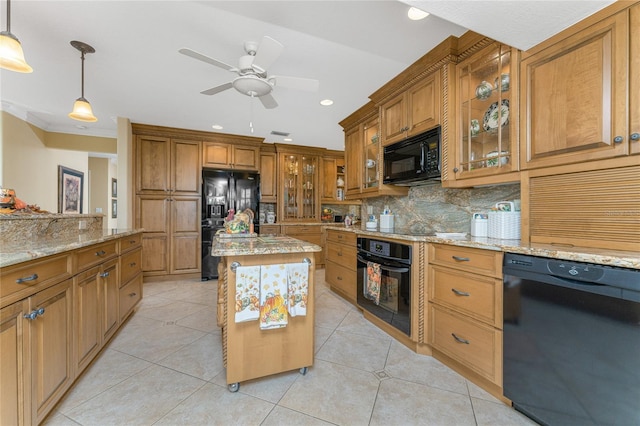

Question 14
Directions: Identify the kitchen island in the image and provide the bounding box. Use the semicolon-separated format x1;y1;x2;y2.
211;235;321;392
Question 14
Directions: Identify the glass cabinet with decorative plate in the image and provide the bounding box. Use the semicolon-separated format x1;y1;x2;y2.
362;116;380;194
278;152;319;221
451;43;519;185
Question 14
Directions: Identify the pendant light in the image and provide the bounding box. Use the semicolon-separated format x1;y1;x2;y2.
68;40;97;122
0;0;33;73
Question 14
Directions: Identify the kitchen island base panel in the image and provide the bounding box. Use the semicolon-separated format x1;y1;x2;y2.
219;253;315;387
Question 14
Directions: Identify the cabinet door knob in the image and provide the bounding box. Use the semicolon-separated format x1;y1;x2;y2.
16;273;38;284
24;311;38;320
453;167;459;173
100;271;110;278
613;135;624;144
630;132;640;141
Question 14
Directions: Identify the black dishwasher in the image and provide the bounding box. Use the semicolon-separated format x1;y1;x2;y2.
503;253;640;426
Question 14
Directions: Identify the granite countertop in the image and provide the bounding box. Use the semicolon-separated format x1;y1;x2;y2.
211;235;322;257
0;229;143;268
325;226;640;270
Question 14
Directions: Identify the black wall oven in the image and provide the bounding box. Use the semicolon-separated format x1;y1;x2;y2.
356;237;411;336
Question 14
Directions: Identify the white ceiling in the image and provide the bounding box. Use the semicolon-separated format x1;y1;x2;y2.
1;0;614;151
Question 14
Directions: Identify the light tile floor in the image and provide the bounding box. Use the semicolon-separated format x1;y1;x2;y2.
44;270;538;426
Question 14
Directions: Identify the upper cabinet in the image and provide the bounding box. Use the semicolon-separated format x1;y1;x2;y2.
448;43;520;185
203;141;260;171
520;5;636;169
259;145;277;203
276;145;324;222
321;150;348;203
380;70;441;146
340;102;408;199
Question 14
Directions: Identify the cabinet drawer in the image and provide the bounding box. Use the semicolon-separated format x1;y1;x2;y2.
120;233;142;253
325;261;356;301
119;274;142;321
1;254;72;306
429;266;500;327
282;225;322;235
326;243;357;266
430;304;501;384
429;244;502;277
120;248;142;287
76;241;118;272
259;225;280;235
326;230;356;245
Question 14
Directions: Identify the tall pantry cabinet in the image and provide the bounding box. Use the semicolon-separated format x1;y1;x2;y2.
132;124;201;279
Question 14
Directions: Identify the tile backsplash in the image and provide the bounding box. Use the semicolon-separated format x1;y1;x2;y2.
364;182;520;234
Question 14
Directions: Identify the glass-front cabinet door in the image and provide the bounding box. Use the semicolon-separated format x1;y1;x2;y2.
279;153;319;221
454;43;518;182
362;116;380;193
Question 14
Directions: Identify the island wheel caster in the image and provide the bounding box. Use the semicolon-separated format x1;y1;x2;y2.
299;367;308;375
228;382;240;392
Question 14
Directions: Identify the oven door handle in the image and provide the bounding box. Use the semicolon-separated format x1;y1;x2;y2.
357;255;409;273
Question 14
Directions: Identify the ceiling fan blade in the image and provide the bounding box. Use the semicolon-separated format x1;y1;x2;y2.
200;82;233;96
179;48;235;72
259;93;278;109
252;36;284;72
273;75;319;92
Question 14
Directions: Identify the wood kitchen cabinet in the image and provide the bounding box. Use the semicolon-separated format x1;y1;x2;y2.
1;299;30;426
428;244;503;394
259;145;277;203
520;3;637;169
203;141;260;171
340;103;408;199
448;42;520;187
379;70;441;146
324;229;357;304
276;145;325;222
133;125;201;278
280;224;324;265
321;150;347;203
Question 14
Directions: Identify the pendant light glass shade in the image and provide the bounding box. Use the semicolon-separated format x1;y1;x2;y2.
0;0;33;73
68;40;97;122
69;97;97;122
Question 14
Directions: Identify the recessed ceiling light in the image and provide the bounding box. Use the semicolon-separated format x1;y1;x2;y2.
211;124;223;130
408;7;429;20
320;99;334;106
284;138;293;142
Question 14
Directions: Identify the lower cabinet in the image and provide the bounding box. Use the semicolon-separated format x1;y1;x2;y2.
0;233;143;425
280;225;324;266
428;244;503;389
324;229;357;303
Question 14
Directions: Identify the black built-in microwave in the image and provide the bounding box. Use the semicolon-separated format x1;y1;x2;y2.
383;125;441;185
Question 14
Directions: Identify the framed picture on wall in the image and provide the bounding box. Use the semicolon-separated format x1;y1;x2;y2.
112;178;117;198
58;165;84;214
112;199;117;219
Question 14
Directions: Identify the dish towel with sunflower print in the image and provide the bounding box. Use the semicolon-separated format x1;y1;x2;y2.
286;263;309;317
234;265;261;323
259;264;289;330
365;261;381;305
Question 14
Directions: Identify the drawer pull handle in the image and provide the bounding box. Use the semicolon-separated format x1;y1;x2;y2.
129;292;137;297
337;276;343;281
452;333;469;344
129;262;137;267
100;272;110;278
23;307;45;321
451;288;470;297
452;256;470;262
96;250;107;256
129;239;137;244
16;273;38;284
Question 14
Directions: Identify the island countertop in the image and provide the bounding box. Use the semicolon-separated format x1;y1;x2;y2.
211;235;322;257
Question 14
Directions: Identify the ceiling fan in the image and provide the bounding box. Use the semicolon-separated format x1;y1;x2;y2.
179;36;319;109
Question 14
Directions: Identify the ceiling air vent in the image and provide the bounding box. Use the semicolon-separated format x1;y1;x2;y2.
270;130;290;137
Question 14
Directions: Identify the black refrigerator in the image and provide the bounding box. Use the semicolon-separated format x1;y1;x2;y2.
201;169;260;280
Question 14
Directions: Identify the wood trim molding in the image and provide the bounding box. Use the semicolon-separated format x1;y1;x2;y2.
131;123;265;145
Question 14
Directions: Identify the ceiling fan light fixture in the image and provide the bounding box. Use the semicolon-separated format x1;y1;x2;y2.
0;0;33;73
232;74;273;97
69;97;97;122
68;40;97;122
408;7;429;20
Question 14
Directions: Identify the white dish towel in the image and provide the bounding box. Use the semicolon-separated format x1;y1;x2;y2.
234;265;261;323
287;262;309;317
